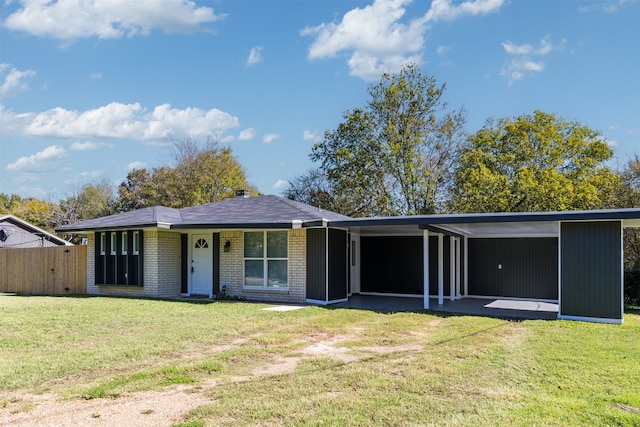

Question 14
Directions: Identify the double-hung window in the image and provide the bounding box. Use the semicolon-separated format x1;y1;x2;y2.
244;231;288;288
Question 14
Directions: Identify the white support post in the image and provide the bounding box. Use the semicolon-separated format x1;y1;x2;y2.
423;229;430;310
464;235;469;296
455;237;461;299
438;233;444;305
449;236;455;301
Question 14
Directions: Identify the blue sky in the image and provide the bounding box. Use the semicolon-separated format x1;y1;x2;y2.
1;0;639;201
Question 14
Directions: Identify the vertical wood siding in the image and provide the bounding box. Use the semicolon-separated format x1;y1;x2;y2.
0;245;87;294
306;228;326;301
468;238;558;299
560;221;622;320
361;236;424;294
328;228;347;301
180;234;188;293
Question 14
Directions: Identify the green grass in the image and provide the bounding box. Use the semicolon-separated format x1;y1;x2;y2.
1;294;639;426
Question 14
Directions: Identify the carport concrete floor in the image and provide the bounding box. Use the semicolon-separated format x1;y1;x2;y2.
336;295;558;320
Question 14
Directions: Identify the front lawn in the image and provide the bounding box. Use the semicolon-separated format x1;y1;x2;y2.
1;294;639;426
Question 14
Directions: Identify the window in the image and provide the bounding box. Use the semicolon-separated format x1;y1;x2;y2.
132;231;140;255
110;233;117;255
95;230;143;287
122;232;128;255
244;231;288;288
100;233;106;255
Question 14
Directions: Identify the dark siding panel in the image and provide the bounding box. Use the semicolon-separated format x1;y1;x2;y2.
428;236;451;296
105;231;116;285
181;234;188;293
128;231;141;286
328;229;347;301
306;228;326;301
468;238;558;299
560;221;622;320
95;232;105;284
361;236;424;294
212;233;220;294
117;232;127;284
138;231;144;287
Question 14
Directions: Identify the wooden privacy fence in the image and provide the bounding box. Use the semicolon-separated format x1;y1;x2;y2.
0;245;87;295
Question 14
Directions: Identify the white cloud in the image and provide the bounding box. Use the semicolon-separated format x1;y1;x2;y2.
422;0;505;23
90;72;103;79
0;102;240;144
302;130;322;143
126;161;147;171
3;0;225;41
273;179;289;190
246;46;263;66
578;0;633;13
238;128;256;141
436;45;451;55
302;0;504;81
500;36;565;85
70;141;112;150
6;145;68;172
262;133;279;144
0;63;36;97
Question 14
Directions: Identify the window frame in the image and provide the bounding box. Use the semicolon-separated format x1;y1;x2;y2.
100;233;106;255
243;230;289;289
121;232;128;255
110;232;117;255
132;231;140;255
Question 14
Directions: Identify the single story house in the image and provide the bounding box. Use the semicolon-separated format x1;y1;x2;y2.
1;214;72;248
56;193;640;324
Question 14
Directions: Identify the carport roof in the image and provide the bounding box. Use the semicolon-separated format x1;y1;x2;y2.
329;208;640;237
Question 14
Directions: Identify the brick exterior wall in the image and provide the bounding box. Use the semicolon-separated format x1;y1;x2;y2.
86;229;182;298
220;229;307;304
86;228;307;303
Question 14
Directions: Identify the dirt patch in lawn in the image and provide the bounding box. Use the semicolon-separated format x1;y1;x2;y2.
0;332;424;427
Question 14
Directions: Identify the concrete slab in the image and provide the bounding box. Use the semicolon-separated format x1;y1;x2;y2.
334;295;558;320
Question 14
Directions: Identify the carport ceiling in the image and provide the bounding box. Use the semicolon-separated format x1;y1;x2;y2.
348;221;559;237
434;221;559;237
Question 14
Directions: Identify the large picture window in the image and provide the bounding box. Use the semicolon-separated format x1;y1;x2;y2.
244;231;288;288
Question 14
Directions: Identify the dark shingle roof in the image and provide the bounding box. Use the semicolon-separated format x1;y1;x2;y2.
56;195;350;232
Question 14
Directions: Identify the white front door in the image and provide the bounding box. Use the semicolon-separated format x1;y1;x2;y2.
191;234;212;295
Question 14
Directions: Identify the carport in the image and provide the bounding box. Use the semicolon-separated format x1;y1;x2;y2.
328;208;640;324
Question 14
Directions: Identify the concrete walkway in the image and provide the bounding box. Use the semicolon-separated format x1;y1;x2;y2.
334;295;558;320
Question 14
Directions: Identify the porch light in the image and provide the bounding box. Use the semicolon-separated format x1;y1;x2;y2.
224;240;231;252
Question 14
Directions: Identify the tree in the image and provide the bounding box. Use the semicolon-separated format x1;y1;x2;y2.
51;180;117;241
451;110;620;213
616;155;640;269
283;168;365;216
307;64;465;216
117;139;256;210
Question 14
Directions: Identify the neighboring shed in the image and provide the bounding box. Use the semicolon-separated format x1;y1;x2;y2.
0;214;72;248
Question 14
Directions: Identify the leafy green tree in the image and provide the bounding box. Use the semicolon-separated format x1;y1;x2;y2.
51;180;117;240
451;110;620;213
616;155;640;269
118;139;256;210
308;64;466;216
283;168;366;216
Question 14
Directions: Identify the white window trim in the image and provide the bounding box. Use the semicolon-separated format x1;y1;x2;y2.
132;231;140;255
122;232;128;255
100;233;105;255
243;230;289;290
110;233;117;255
